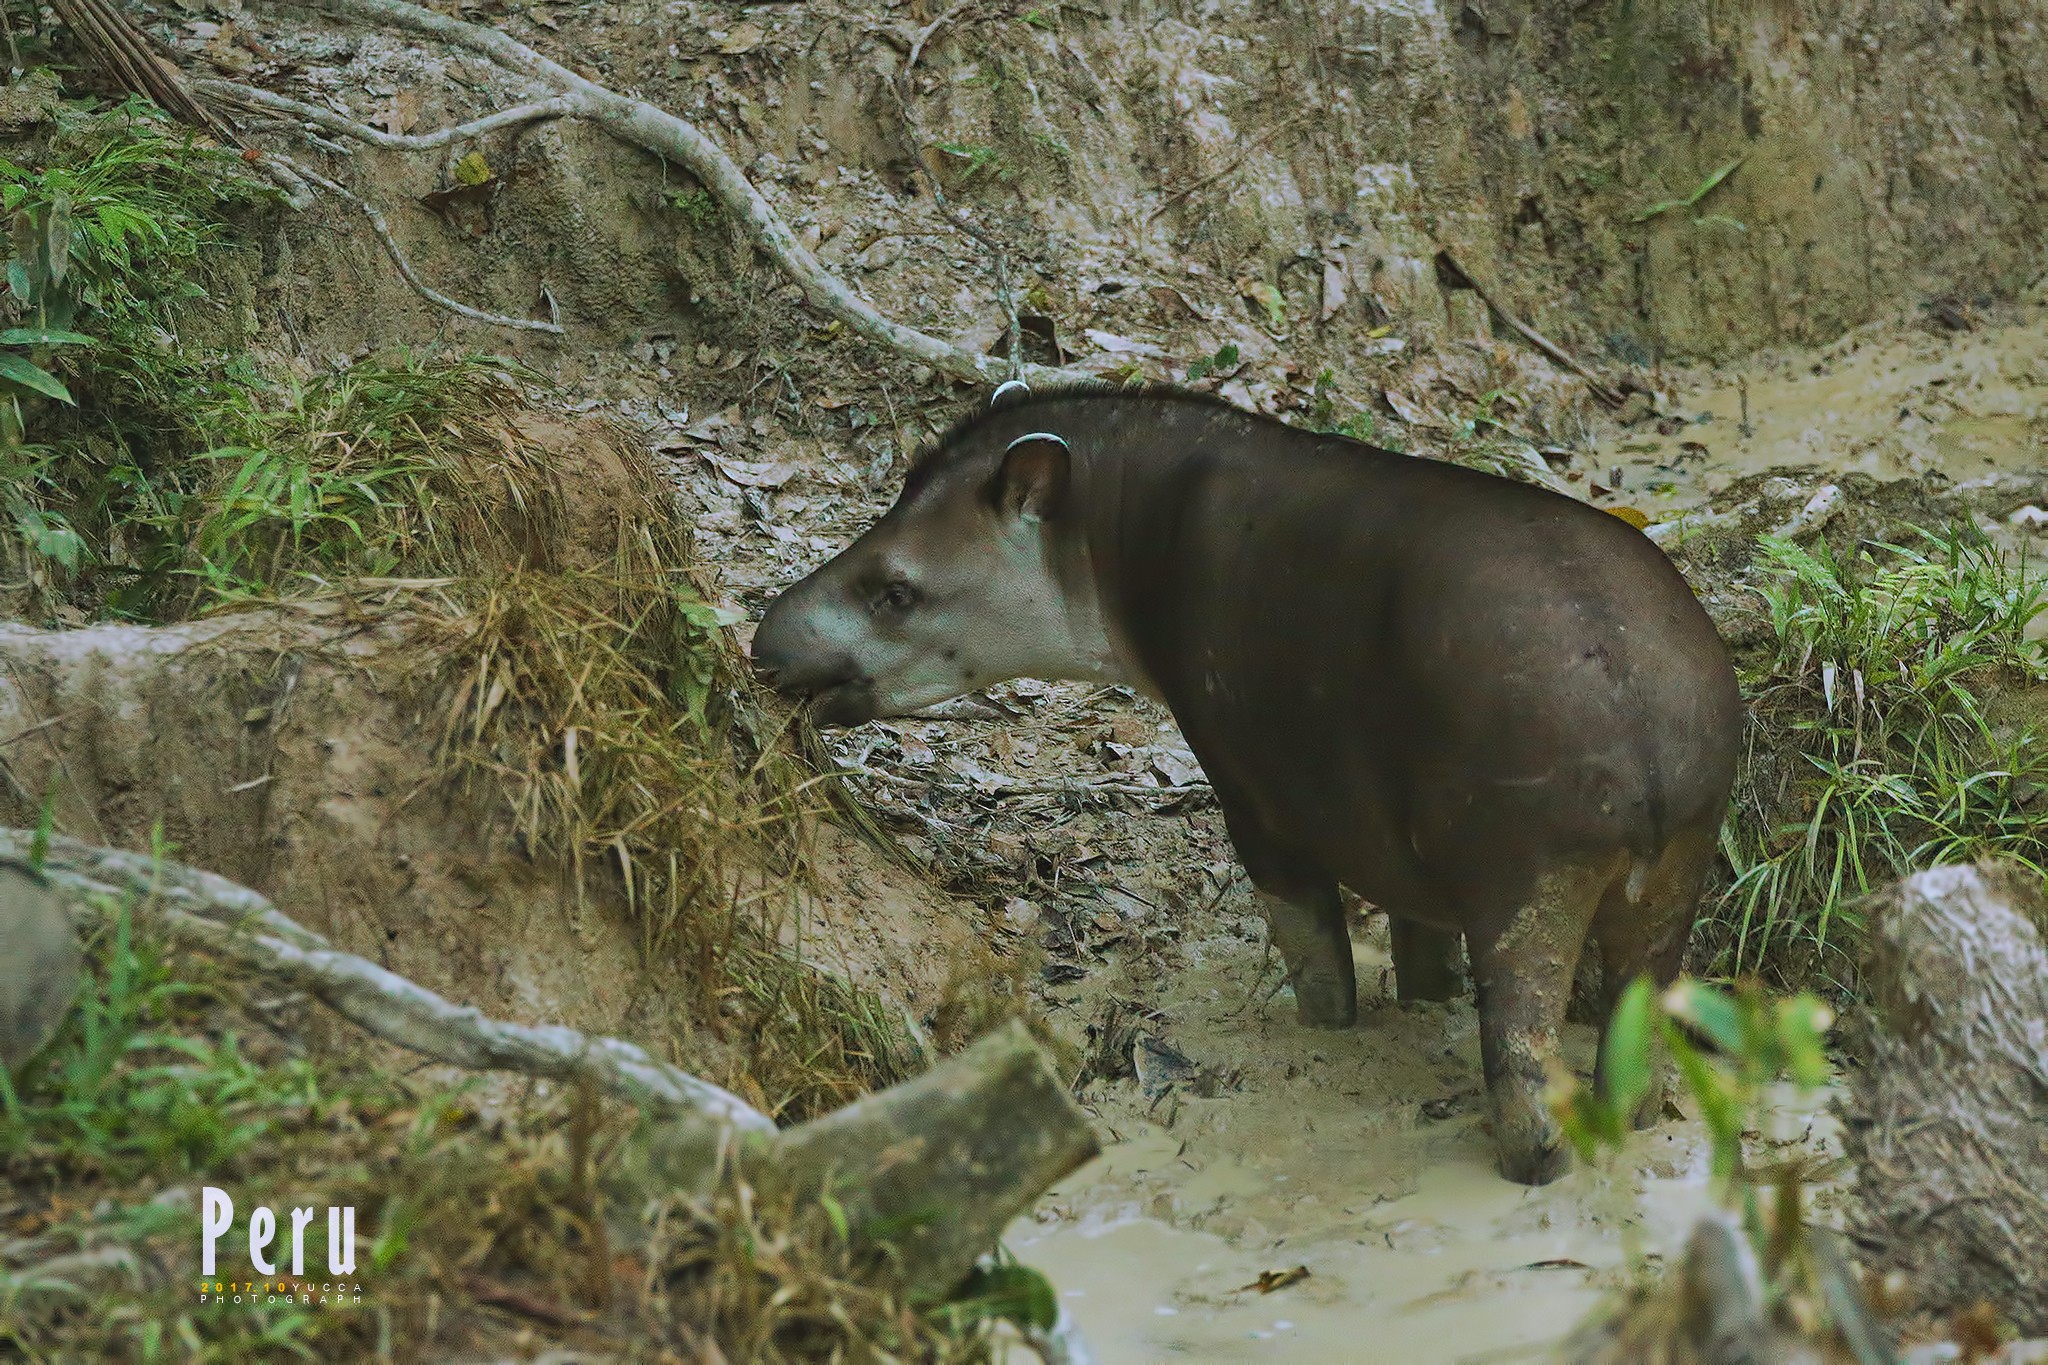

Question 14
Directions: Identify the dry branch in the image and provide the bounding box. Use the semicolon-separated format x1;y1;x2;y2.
272;0;1088;386
1433;249;1623;408
1;827;774;1133
49;0;239;143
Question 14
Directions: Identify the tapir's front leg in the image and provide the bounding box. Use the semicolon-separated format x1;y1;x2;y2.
1389;918;1465;1002
1208;783;1356;1027
1259;884;1356;1028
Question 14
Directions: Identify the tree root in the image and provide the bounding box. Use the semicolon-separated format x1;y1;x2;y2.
263;149;565;333
250;0;1087;386
197;80;575;152
2;826;772;1131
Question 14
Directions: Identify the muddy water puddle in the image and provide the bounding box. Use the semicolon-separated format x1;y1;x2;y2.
1009;931;1842;1363
1589;302;2048;518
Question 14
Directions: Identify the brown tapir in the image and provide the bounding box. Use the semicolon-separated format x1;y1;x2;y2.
750;386;1741;1185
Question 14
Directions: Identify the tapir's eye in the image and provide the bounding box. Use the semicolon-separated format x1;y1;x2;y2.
874;578;919;613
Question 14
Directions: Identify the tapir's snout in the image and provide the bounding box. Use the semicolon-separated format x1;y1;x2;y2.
749;587;877;726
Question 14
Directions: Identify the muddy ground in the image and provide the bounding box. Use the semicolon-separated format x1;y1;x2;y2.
21;0;2048;1354
719;300;2048;1364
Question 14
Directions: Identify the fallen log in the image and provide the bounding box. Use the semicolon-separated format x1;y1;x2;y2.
616;1019;1100;1295
1841;862;2048;1337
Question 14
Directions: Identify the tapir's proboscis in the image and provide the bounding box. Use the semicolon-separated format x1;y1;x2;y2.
751;387;1741;1185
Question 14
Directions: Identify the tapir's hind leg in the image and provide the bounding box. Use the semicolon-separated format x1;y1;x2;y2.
1468;857;1614;1186
1590;823;1718;1130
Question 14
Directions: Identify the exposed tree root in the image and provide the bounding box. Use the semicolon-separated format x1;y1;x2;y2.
13;826;1101;1359
246;0;1088;385
198;79;574;152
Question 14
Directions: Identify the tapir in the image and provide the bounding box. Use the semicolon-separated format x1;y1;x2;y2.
750;386;1741;1185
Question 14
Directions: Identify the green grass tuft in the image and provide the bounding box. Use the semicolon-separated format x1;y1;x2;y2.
1703;526;2048;991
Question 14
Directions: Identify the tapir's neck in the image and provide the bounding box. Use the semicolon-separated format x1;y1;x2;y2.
1048;435;1217;700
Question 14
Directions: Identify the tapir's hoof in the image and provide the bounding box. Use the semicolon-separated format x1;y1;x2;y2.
1291;989;1357;1029
1496;1138;1572;1187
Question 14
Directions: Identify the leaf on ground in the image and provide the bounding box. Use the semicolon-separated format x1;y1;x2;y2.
379;90;422;137
1320;258;1350;320
1241;279;1285;331
1239;1265;1310;1294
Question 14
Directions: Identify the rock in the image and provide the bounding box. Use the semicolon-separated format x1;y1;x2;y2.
1615;391;1654;427
857;238;902;272
1;860;81;1071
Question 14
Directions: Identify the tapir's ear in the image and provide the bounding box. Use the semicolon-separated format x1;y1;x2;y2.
992;432;1070;523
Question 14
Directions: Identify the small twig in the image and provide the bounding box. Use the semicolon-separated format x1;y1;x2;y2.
2;827;774;1132
266;151;564;334
1432;248;1623;408
196;80;576;152
950;211;1023;377
0;0;23;81
0;712;69;749
0;660;108;845
462;1275;587;1327
1142;116;1306;242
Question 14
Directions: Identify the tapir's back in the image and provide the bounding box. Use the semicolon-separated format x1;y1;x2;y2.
1083;394;1740;901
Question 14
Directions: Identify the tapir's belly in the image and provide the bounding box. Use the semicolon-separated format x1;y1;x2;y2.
1162;602;1735;921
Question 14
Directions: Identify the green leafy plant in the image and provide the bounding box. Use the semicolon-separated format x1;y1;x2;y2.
1307;369;1397;448
665;186;720;230
1550;978;1865;1357
1553;976;1831;1187
0;104;272;602
931;1248;1060;1339
0;881;314;1173
1185;341;1239;384
931;141;1010;184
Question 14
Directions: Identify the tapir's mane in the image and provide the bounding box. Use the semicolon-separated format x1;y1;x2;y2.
897;383;1275;502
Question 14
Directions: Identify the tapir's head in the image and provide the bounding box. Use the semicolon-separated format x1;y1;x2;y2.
751;391;1116;726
